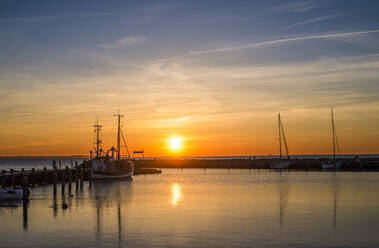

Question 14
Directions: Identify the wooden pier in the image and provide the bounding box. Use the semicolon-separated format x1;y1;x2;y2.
0;161;92;189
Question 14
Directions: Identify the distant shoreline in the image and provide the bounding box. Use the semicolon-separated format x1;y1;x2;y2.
1;154;379;159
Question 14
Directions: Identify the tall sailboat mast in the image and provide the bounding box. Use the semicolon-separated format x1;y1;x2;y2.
114;110;124;161
278;113;282;159
331;107;336;160
94;119;102;158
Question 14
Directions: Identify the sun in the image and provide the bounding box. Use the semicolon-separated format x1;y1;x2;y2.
169;137;182;151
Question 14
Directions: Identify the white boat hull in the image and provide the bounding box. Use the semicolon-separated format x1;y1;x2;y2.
91;172;133;180
322;162;342;170
0;188;24;201
271;161;290;170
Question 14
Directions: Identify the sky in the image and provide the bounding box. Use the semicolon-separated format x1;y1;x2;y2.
1;0;379;156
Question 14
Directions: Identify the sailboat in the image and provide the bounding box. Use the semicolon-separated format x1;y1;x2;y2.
270;113;290;170
322;107;342;170
88;111;134;179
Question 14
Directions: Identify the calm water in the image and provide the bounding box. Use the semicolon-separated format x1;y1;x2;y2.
1;169;379;248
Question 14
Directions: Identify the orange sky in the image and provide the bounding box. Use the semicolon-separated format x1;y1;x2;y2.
2;2;379;156
1;102;378;156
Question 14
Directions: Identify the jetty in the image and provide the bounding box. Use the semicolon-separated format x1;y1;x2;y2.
0;160;161;189
133;157;379;171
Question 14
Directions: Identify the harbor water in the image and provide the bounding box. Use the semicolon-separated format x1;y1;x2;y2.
0;162;379;247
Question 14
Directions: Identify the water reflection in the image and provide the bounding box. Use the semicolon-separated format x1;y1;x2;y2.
277;172;290;231
331;172;339;231
91;181;133;248
170;183;182;206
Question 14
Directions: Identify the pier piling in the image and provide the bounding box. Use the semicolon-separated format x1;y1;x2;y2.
43;167;48;185
53;171;58;196
1;170;5;189
31;168;36;187
75;168;79;191
68;169;72;195
61;170;66;195
10;169;14;188
79;168;84;188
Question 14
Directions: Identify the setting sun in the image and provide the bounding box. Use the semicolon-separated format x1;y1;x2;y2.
169;137;182;151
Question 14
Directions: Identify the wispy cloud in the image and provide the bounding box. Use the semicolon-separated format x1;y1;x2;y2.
190;29;379;54
268;0;329;13
277;13;345;30
0;12;121;22
99;36;147;50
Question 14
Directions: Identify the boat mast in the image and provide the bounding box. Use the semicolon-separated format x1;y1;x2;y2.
114;108;124;160
331;107;336;160
280;118;289;159
94;118;102;158
278;113;282;159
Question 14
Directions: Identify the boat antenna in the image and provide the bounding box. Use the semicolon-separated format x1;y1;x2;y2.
114;107;124;160
331;107;336;160
280;117;289;159
94;116;103;158
278;113;282;159
120;129;131;159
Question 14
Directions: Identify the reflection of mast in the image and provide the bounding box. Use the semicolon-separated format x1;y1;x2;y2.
118;201;122;248
95;200;102;241
278;173;289;230
332;172;338;231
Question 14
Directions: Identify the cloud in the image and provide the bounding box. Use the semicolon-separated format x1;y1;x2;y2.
99;36;147;50
0;12;121;22
190;29;379;54
267;0;329;13
277;13;345;30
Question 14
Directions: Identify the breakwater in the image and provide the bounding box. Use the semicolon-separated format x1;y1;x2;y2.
133;157;379;171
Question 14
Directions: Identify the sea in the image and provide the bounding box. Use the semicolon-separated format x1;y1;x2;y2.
0;157;379;247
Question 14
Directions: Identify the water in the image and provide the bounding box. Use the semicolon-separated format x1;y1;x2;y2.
1;167;379;247
0;157;86;171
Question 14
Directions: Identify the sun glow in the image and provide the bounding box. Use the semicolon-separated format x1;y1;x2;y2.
170;183;182;206
169;137;182;151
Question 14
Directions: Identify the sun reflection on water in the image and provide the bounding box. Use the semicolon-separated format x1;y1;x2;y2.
170;183;182;206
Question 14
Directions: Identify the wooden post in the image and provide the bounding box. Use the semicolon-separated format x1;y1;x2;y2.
31;168;36;187
75;161;78;167
88;168;92;187
53;160;56;169
22;177;28;202
61;170;66;195
53;171;58;196
59;160;61;169
79;168;84;188
71;160;73;168
75;168;79;191
22;176;29;230
10;169;14;188
43;167;48;185
68;169;72;195
1;170;5;188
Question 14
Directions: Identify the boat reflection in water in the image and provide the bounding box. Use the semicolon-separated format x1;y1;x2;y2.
277;172;290;230
91;181;134;248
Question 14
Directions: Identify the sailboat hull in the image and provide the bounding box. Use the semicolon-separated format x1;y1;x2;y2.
270;161;290;170
322;162;342;170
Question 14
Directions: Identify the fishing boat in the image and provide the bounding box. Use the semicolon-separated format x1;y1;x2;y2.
88;111;134;180
270;113;290;170
322;108;342;170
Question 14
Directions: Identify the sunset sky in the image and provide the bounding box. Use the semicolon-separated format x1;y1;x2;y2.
1;0;379;156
